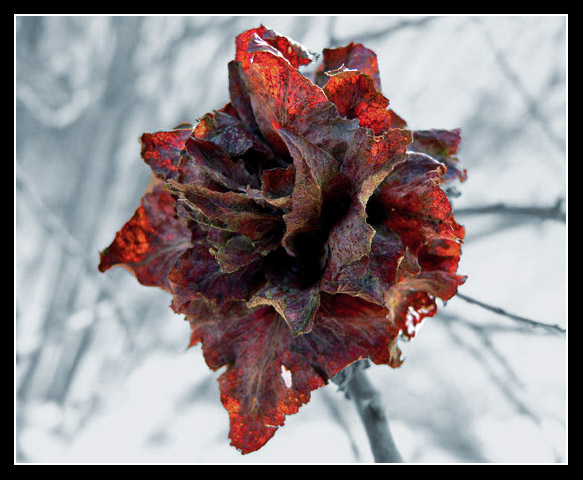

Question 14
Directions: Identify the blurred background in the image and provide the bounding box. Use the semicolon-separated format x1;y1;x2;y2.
15;15;567;463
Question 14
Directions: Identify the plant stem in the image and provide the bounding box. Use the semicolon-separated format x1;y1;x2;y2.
346;366;403;463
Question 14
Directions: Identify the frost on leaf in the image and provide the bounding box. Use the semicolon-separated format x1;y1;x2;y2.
98;25;467;454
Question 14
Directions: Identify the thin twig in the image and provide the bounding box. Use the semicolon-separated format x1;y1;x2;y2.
440;314;541;424
330;16;437;46
471;17;566;157
454;198;566;223
456;293;566;334
343;363;403;463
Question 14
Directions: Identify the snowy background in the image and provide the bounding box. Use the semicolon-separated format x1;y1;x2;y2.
15;15;567;463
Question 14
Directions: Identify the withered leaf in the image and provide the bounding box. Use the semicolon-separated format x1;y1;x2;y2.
374;152;465;253
98;183;192;290
99;26;467;456
169;244;263;310
323;70;406;134
235;25;317;74
189;293;401;454
140;128;199;183
277;129;345;257
167;180;282;242
314;42;382;90
246;50;360;158
324;128;411;283
410;129;467;183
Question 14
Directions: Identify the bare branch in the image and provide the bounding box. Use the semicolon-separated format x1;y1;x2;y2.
471;17;566;157
455;198;565;223
337;361;403;463
456;293;566;334
329;16;438;47
440;315;542;423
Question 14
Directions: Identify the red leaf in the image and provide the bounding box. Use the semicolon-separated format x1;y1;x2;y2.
324;128;411;281
410;129;467;183
189;293;401;454
235;25;317;73
246;50;360;157
251;164;295;210
315;42;382;90
385;249;466;338
193;109;272;160
168;244;263;310
228;60;260;134
374;153;465;253
184;137;260;192
211;229;282;275
167;180;282;242
140;128;198;183
322;224;406;306
277;129;345;257
98;182;192;290
99;26;467;455
323;70;405;134
248;281;321;335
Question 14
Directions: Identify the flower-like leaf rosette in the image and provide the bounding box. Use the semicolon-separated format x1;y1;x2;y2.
99;26;467;454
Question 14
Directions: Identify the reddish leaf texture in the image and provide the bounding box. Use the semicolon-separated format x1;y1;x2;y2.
98;26;467;454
